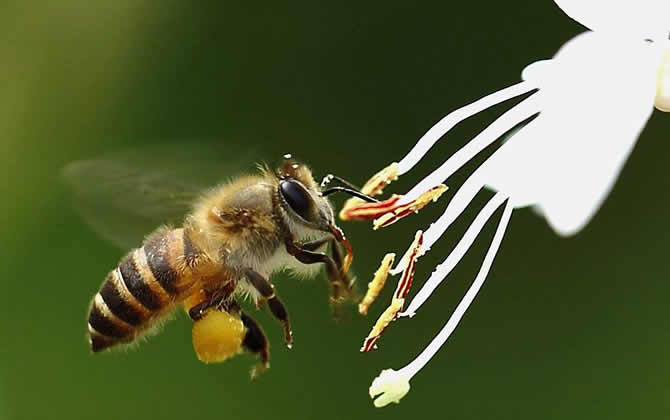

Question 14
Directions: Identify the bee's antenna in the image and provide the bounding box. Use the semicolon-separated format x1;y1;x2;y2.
320;174;360;190
320;174;378;202
321;187;379;203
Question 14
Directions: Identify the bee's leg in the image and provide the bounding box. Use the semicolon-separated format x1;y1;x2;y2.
245;269;292;348
329;238;346;277
294;238;349;281
299;237;331;251
301;237;350;290
223;299;242;314
286;241;353;317
188;301;211;321
240;310;270;379
187;289;228;321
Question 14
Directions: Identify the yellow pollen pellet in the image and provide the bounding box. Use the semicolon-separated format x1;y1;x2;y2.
192;310;246;363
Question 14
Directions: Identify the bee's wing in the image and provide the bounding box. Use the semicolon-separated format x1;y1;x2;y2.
63;143;258;249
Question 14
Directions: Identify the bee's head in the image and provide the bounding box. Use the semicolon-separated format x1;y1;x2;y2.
271;155;358;274
274;155;335;234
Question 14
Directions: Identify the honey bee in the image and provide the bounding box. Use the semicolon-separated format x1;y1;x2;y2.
65;149;379;376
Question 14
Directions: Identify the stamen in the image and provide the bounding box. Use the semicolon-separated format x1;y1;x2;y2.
396;81;537;176
359;253;395;316
400;192;509;317
368;199;513;407
399;93;541;204
361;232;422;352
360;298;403;353
340;185;447;227
340;194;402;221
388;94;540;275
369;368;411;408
393;232;423;301
359;162;400;196
340;162;399;221
390;175;484;275
372;185;448;230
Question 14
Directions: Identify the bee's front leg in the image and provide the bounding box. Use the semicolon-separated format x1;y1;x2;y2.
297;237;330;252
285;239;354;319
299;237;352;295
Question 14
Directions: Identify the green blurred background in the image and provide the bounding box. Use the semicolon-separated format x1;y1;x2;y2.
2;1;669;419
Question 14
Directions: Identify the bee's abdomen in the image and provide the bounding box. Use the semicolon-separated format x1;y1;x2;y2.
88;228;195;352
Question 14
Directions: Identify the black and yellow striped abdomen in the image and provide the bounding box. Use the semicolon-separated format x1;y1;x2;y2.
88;228;199;352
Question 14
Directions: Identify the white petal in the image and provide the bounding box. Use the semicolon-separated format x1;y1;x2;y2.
484;32;659;236
553;0;670;40
656;49;670;112
521;59;553;84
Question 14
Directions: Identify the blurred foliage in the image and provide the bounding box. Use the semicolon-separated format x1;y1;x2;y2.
1;1;669;420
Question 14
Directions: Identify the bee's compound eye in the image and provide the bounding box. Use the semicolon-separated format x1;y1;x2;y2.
280;179;312;221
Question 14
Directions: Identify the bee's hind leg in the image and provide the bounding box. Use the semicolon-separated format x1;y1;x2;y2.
195;296;271;378
245;269;292;348
240;310;270;379
187;289;228;321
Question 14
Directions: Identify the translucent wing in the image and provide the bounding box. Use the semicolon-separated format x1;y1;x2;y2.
63;143;259;249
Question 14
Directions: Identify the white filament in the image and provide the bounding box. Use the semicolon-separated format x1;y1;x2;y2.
400;191;509;317
397;81;537;176
399;92;541;205
389;95;541;276
398;198;513;379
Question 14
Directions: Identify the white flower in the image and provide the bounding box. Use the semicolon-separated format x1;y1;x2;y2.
362;0;670;408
